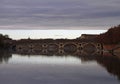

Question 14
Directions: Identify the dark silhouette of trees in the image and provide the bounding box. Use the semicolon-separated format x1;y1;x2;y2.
0;34;11;49
97;25;120;44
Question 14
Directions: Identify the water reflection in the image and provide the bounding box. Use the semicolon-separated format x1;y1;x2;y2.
0;51;120;80
96;56;120;80
0;49;120;83
8;54;81;65
0;49;12;63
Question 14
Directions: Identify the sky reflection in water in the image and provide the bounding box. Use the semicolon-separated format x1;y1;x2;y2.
0;52;120;84
8;54;82;65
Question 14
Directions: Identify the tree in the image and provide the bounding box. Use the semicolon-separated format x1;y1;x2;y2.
97;25;120;44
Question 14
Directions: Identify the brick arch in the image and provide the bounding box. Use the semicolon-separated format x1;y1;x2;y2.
82;43;97;55
47;43;59;53
63;42;79;48
63;42;78;54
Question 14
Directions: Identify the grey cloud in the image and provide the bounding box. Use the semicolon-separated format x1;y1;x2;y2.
0;0;120;29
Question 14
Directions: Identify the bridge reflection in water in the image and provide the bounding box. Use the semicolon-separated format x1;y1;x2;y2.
0;46;120;81
14;42;102;56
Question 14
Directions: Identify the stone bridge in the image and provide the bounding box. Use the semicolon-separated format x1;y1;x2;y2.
13;41;103;55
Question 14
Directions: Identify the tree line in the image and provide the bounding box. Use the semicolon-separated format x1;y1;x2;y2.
0;34;11;49
97;25;120;44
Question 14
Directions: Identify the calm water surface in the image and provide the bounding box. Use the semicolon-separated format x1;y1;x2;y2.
0;53;120;84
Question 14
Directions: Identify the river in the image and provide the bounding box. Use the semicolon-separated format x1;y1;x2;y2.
0;51;120;84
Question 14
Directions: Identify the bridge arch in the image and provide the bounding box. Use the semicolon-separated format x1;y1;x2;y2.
83;43;97;54
82;42;102;55
62;42;79;54
47;43;59;53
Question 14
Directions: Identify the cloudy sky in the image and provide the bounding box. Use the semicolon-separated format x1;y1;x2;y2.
0;0;120;30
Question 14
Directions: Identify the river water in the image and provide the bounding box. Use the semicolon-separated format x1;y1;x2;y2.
0;52;120;84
